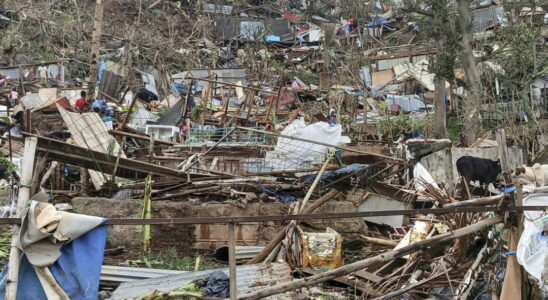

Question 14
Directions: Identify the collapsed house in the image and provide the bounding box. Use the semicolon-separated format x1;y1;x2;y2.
0;0;547;299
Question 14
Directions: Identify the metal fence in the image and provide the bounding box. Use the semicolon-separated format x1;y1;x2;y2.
187;126;269;145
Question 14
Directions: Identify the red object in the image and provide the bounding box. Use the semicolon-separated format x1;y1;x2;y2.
75;97;86;113
264;88;295;107
348;18;354;25
282;12;301;21
47;97;71;110
179;122;191;135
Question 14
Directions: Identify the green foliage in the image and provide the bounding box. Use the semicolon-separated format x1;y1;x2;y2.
375;114;426;138
0;231;11;259
190;103;205;121
446;116;462;142
403;0;461;81
0;153;17;179
286;69;320;85
133;248;221;271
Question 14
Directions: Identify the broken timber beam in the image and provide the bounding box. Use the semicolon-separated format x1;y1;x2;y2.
300;268;380;297
5;137;37;300
237;215;503;300
442;194;506;208
246;189;339;264
235;126;401;161
360;235;398;247
23;133;208;180
186;77;276;94
109;130;176;145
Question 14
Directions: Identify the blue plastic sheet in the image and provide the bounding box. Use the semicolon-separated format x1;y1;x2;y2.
257;185;298;203
0;225;107;300
304;163;370;184
367;18;390;27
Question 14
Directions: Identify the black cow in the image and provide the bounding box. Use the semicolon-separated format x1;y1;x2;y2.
456;156;501;188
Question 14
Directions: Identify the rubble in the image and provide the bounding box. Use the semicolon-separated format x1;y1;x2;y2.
0;0;546;299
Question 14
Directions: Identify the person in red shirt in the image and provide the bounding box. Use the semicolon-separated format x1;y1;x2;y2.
178;117;192;142
75;91;87;113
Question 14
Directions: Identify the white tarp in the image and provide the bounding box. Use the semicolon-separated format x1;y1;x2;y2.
394;59;449;91
517;192;548;291
385;94;431;112
262;119;344;172
413;162;440;191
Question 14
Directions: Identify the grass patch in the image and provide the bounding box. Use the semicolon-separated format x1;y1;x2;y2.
130;248;222;271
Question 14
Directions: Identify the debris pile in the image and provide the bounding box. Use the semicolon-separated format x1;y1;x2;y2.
0;0;547;299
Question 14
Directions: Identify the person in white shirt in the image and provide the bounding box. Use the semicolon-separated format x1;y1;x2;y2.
36;62;48;86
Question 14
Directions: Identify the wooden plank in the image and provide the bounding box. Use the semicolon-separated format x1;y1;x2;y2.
5;137;37;300
301;267;380;297
352;270;384;284
228;222;237;300
371;69;395;86
24;133;209;180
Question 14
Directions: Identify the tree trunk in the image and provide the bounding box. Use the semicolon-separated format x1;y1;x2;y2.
457;0;482;145
238;215;503;300
87;0;104;101
434;75;448;139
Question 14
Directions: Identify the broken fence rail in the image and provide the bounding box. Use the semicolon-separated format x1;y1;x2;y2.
0;205;547;225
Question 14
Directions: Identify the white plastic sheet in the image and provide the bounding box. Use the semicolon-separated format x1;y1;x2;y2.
413;162;441;191
516;193;548;290
263;119;344;172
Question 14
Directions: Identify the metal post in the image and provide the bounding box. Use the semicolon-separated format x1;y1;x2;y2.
228;221;237;300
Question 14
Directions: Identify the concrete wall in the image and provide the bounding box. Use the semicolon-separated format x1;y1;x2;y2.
71;198;367;251
420;146;525;192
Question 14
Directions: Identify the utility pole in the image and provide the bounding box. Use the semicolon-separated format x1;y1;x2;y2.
87;0;104;102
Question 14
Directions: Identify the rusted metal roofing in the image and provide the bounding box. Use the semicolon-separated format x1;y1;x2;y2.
99;70;123;100
110;262;296;299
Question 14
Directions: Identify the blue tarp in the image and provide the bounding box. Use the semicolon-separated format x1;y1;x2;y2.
98;61;107;82
0;225;107;300
171;82;191;94
304;163;370;184
257;185;298;203
367;18;390;27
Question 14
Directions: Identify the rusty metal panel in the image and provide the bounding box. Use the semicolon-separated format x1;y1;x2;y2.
99;70;123;99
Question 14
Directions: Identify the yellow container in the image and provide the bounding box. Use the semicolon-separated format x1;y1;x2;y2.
301;227;342;270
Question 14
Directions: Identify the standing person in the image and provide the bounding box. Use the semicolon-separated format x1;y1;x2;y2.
10;88;19;107
37;62;48;86
75;91;88;113
178;117;191;142
348;17;355;32
328;108;337;125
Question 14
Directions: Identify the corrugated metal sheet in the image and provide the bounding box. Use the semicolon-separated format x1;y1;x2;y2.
171;68;247;92
129;104;160;127
99;70;123;100
58;106;126;190
101;265;187;285
203;3;233;14
473;6;504;32
377;57;409;71
157;99;184;126
19;94;43;110
0;67;20;79
110;262;296;300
